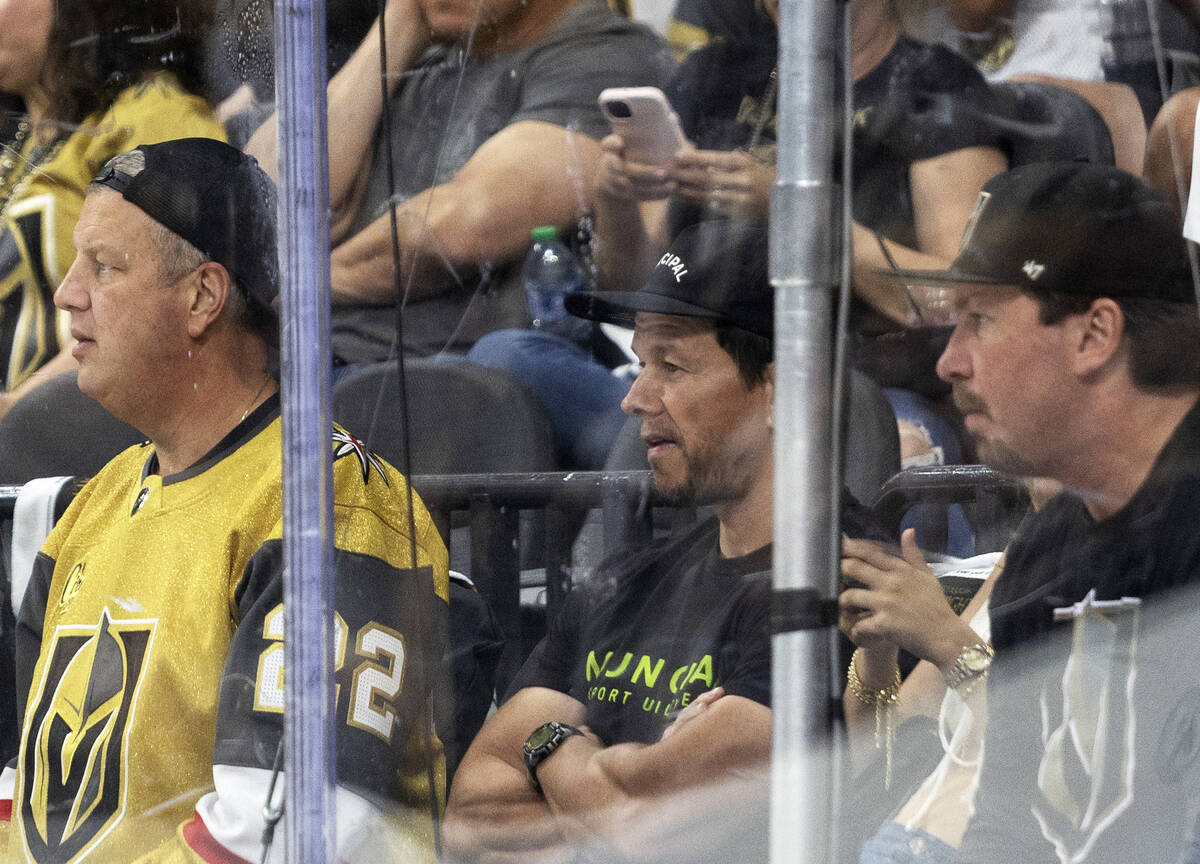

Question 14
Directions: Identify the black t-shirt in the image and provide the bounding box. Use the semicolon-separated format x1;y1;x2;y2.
850;35;1002;251
988;399;1200;651
511;517;771;745
668;38;777;156
852;37;1002;392
664;37;778;238
958;397;1200;863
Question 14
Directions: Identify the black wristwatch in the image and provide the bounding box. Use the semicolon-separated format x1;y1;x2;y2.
523;721;584;791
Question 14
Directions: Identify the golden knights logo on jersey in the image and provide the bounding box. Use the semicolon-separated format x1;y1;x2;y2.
20;608;156;863
1;194;63;391
1033;591;1141;864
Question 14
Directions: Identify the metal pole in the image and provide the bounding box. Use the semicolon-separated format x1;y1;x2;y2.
274;0;336;860
770;0;840;858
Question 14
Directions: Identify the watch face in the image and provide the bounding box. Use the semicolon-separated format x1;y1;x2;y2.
526;723;559;751
963;648;992;674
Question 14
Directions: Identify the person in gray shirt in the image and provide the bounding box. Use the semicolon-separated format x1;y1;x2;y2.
248;0;672;359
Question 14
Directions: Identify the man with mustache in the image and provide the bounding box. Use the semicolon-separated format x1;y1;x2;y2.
442;220;886;863
844;162;1200;862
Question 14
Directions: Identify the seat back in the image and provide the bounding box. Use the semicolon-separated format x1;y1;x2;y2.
1002;76;1147;175
332;359;557;475
991;80;1119;169
872;464;1030;555
843;369;901;505
0;373;143;485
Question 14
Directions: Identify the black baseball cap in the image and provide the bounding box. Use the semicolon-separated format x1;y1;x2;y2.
565;220;772;338
91;138;279;314
883;161;1196;307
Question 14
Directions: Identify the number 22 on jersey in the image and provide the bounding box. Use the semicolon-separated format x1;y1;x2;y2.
252;603;407;743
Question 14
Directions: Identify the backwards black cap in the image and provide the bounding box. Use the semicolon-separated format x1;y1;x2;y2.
91;138;279;313
565;220;772;338
884;161;1196;305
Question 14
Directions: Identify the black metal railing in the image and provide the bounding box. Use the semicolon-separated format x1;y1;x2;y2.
1;465;1029;686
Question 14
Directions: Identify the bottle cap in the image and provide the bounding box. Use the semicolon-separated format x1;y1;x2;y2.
531;226;558;242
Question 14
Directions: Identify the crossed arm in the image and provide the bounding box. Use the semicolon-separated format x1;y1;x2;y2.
443;685;771;864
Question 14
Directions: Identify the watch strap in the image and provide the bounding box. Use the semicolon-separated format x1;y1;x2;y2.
943;642;994;691
523;721;584;791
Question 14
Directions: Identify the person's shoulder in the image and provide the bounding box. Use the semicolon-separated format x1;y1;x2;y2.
528;0;671;63
41;443;152;547
68;74;226;180
94;74;225;139
74;441;154;499
583;516;720;596
1010;492;1086;550
658;515;724;562
545;0;663;41
329;424;449;596
670;38;770;100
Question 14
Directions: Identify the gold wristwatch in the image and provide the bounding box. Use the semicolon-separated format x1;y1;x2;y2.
943;642;994;691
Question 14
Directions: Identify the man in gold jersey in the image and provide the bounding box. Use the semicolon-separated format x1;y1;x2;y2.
0;138;449;862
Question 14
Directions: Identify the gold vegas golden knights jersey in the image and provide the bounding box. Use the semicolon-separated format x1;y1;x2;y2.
3;395;449;863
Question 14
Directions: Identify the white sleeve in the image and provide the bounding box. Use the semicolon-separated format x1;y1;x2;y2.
187;765;383;863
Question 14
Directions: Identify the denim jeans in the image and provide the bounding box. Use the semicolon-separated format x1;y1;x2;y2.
859;821;959;864
466;329;632;470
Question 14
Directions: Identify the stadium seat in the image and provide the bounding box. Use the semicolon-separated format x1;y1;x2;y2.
1003;76;1147;174
992;79;1119;169
0;372;143;485
332;359;557;475
333;359;556;766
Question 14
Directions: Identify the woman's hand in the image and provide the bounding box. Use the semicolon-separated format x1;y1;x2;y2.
839;529;975;670
671;148;775;219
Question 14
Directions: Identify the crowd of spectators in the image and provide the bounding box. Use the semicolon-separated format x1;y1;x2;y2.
3;0;1200;861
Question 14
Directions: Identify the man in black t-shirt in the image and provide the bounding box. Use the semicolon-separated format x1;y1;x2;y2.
444;221;883;863
884;162;1200;862
442;220;776;863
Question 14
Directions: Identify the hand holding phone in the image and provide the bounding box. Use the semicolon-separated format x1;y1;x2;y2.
599;87;686;167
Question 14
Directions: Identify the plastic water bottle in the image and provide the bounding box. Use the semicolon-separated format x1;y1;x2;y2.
522;226;591;343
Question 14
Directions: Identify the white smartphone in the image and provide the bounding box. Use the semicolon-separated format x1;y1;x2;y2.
598;86;686;166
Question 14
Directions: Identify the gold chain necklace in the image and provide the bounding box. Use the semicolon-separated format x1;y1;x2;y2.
239;373;274;423
746;66;778;154
1;118;64;222
0;117;30;176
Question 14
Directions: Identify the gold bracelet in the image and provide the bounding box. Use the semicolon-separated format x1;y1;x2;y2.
847;647;901;789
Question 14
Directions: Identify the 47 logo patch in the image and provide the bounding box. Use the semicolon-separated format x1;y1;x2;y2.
19;609;156;863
